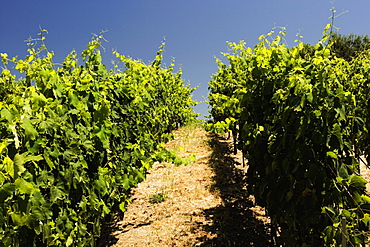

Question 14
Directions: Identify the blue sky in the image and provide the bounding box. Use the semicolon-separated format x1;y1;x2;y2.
1;1;369;118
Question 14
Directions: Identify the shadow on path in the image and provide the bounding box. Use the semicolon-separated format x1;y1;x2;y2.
97;132;270;247
96;210;123;246
194;133;270;246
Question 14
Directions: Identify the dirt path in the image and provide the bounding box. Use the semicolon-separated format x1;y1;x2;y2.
98;125;270;246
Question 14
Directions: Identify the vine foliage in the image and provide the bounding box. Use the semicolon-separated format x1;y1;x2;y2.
208;25;370;246
0;30;198;246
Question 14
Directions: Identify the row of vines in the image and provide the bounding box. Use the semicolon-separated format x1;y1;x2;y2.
0;31;198;246
208;24;370;246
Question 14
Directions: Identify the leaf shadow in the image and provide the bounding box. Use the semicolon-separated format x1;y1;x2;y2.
96;211;123;246
193;133;271;246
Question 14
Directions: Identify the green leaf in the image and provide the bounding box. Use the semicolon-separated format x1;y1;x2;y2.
335;107;346;121
68;109;79;115
15;177;36;194
348;174;367;188
103;204;110;214
3;156;14;178
341;209;351;218
352;191;363;204
21;118;38;140
306;92;313;103
50;186;66;202
0;140;7;154
43;153;55;169
79;196;88;212
14;153;43;178
14;153;26;177
94;101;110;125
338;164;349;178
31;206;46;221
326;151;338;160
11;213;28;226
1;108;14;122
0;172;5;185
68;91;80;107
0;183;15;202
323;48;330;58
322;206;336;215
24;154;43;163
361;195;370;205
95;126;109;149
119;202;126;212
332;123;343;148
66;235;73;247
122;174;130;190
27;54;35;62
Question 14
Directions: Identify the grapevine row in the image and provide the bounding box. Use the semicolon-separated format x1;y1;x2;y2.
208;25;370;246
0;31;198;246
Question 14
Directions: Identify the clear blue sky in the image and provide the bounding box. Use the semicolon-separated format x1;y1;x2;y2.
1;1;369;118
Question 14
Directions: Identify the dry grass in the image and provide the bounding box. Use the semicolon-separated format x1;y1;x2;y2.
98;125;270;246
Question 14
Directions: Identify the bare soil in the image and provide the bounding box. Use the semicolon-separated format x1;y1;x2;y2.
97;125;270;246
98;125;370;246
